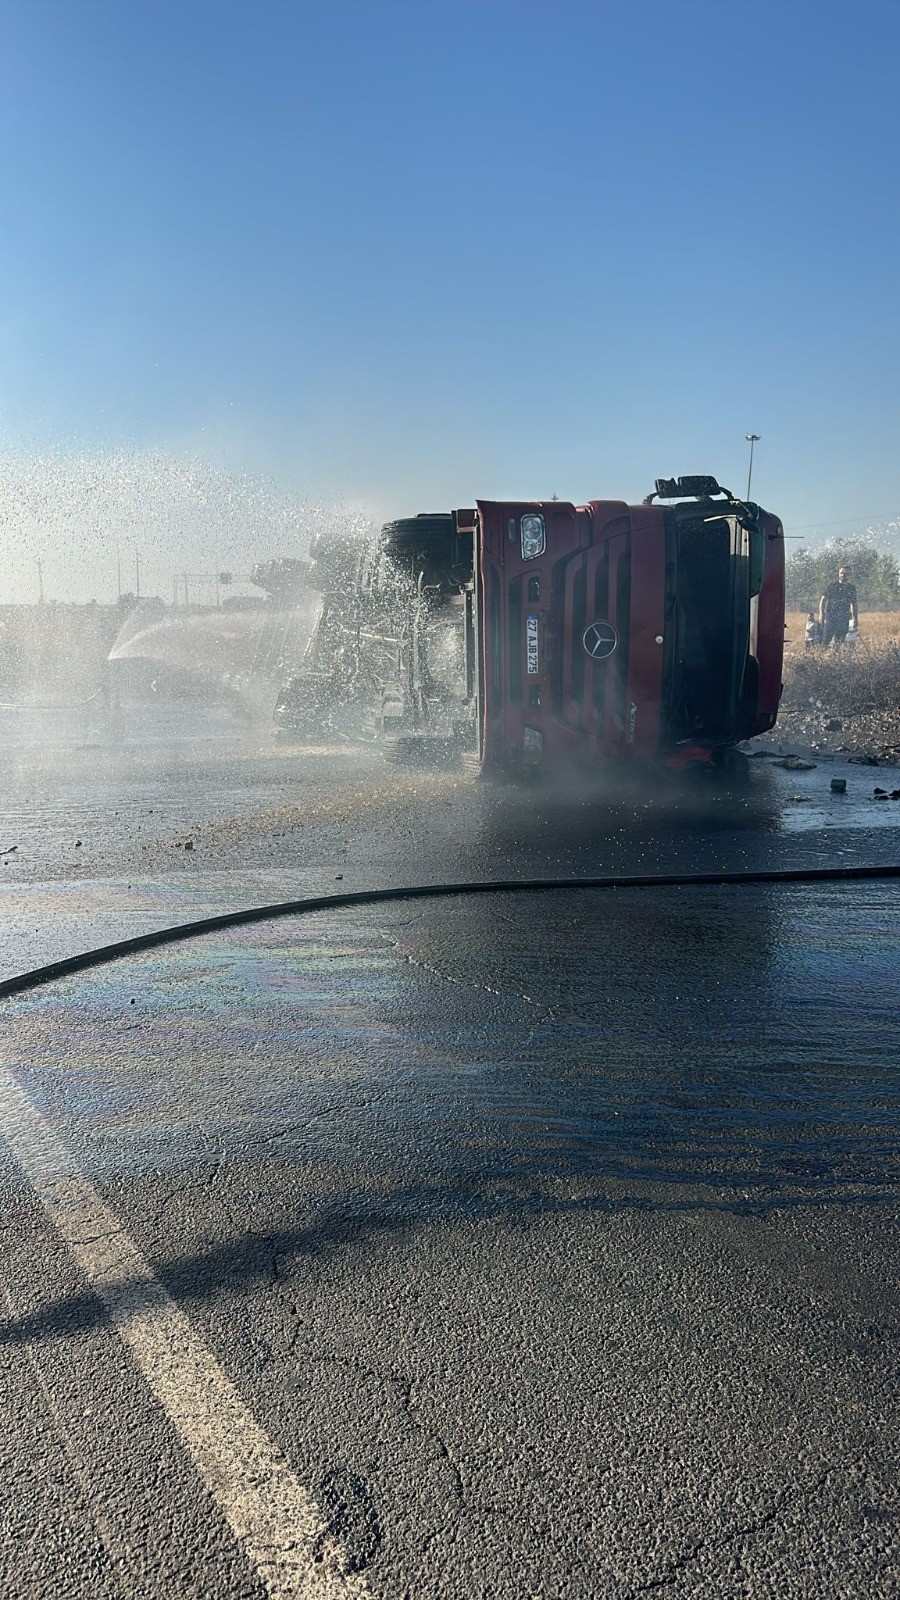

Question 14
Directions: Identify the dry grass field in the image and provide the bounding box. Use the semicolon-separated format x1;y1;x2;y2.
779;610;900;753
784;609;900;649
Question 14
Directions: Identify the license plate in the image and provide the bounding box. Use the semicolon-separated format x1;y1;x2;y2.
526;614;539;675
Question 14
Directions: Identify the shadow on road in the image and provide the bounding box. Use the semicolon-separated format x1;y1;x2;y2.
2;1174;897;1350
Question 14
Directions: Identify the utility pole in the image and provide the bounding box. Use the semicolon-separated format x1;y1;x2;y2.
36;558;44;605
745;434;760;501
116;549;122;600
134;548;141;601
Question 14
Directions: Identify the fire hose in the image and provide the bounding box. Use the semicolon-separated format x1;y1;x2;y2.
1;861;899;1000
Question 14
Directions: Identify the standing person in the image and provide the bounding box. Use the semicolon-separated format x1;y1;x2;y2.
804;610;821;648
819;566;859;648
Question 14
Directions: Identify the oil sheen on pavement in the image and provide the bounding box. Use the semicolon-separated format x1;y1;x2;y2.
1;878;898;1598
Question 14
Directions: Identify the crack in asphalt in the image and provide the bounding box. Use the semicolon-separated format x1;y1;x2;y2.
245;1102;349;1149
271;1250;307;1350
623;1464;836;1596
135;1147;227;1235
392;1372;466;1509
268;1339;467;1515
401;949;511;1000
377;931;540;1009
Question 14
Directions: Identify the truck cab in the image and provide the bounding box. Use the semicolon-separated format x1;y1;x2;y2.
471;476;784;774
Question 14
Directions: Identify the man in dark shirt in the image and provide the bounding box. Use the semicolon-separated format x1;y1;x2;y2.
819;566;859;647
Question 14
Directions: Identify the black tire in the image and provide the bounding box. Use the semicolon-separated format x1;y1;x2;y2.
711;746;751;785
273;673;328;736
381;513;455;564
388;734;466;769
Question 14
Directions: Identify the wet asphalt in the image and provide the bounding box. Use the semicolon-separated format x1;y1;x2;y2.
1;702;899;1598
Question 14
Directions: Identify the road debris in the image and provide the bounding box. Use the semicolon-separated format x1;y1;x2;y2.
775;756;817;771
830;778;847;794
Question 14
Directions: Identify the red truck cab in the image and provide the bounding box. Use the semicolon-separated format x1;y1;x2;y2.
469;476;784;774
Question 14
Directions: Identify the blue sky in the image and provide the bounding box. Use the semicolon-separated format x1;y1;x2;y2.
1;0;899;597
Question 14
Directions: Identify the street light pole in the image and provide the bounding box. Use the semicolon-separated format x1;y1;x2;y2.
745;434;760;501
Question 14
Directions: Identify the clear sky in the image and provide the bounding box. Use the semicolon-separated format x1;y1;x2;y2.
1;0;898;600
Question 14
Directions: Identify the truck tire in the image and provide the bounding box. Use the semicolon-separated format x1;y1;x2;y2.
387;733;461;768
381;514;455;565
711;745;751;785
273;673;328;738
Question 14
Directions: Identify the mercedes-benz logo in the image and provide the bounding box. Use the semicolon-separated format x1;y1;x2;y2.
582;620;618;660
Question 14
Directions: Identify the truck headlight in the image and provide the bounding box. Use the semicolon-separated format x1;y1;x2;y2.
520;514;546;560
522;726;543;765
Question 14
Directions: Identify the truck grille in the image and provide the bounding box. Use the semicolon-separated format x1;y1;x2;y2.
569;566;587;705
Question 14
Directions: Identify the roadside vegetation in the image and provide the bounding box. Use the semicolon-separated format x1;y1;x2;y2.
780;613;900;756
778;537;900;754
785;536;900;613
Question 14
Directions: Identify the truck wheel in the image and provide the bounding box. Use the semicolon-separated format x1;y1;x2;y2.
711;746;751;785
381;514;455;565
388;734;466;769
273;675;327;738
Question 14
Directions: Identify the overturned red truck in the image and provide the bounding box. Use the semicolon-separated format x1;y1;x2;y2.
274;475;785;773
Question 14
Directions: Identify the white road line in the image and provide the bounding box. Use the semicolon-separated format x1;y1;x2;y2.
0;1067;369;1600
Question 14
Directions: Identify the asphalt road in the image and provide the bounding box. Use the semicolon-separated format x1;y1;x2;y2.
1;701;899;1598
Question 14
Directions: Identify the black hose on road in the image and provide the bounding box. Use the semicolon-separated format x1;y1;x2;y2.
2;862;899;1001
